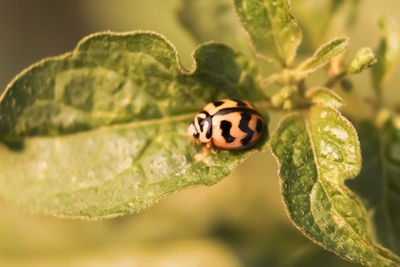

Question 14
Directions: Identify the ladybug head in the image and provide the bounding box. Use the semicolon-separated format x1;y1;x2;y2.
187;112;212;143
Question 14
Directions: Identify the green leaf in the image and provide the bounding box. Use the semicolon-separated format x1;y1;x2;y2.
233;0;302;66
372;16;400;91
348;119;400;255
306;87;343;109
271;106;400;266
296;37;348;80
347;47;377;75
177;0;251;52
0;31;268;219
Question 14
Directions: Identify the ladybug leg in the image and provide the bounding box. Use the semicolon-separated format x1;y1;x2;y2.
211;146;220;154
202;141;212;153
195;141;213;162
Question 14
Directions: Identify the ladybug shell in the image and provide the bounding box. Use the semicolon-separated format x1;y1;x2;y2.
202;99;255;116
211;110;264;149
204;100;265;150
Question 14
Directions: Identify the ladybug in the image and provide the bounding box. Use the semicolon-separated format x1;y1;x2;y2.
187;99;266;151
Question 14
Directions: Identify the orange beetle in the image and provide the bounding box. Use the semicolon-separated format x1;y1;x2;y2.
187;99;266;151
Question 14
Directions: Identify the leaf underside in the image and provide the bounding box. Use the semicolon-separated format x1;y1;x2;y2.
0;31;267;219
271;106;400;266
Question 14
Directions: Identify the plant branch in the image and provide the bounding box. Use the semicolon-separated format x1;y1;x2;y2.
324;71;346;88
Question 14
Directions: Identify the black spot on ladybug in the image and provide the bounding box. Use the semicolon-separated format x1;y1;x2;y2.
235;100;247;107
239;112;254;146
220;120;235;143
213;101;224;107
256;119;263;133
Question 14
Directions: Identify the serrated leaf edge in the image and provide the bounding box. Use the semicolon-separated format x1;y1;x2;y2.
1;30;236;102
0;30;255;139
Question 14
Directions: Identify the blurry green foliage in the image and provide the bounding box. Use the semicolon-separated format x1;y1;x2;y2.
347;47;377;75
178;0;251;53
292;0;359;50
233;0;302;66
372;16;400;92
348;120;400;255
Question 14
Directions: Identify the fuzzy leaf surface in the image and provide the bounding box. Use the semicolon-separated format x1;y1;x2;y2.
271;106;400;266
306;87;343;109
0;31;267;219
347;47;377;75
233;0;302;66
296;38;348;80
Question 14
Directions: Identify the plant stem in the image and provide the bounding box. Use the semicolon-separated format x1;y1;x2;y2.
324;71;346;88
298;79;306;96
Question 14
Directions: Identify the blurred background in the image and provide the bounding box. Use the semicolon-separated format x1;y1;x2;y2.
0;0;399;266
